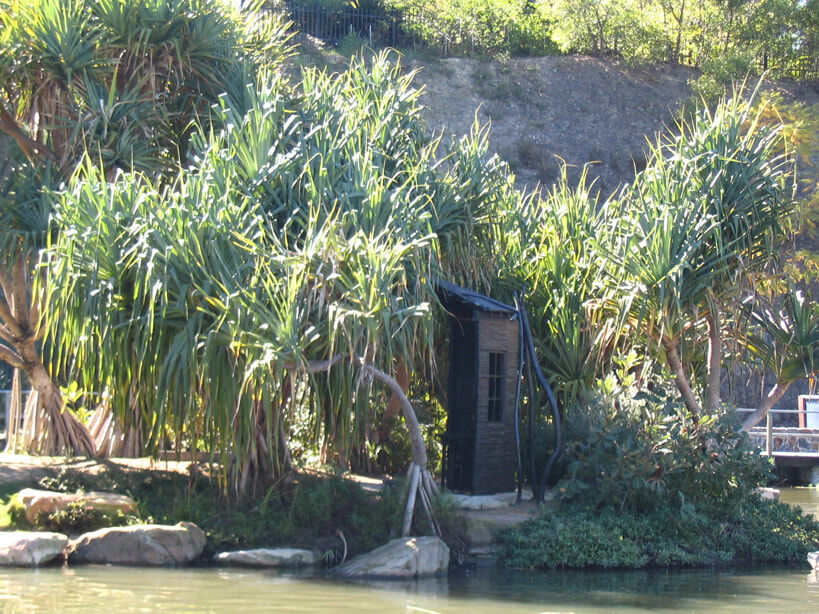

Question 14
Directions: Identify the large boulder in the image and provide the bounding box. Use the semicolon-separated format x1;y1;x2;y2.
68;522;206;566
214;548;320;568
336;536;449;579
17;488;138;525
0;531;69;567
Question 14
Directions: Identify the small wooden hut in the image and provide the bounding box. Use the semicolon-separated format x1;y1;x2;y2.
438;281;519;495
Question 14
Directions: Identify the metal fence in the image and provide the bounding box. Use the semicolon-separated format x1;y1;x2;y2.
758;54;819;83
269;2;401;47
267;2;557;57
0;389;30;444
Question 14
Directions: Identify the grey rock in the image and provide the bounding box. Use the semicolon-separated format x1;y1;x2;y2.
755;487;781;502
336;536;449;578
0;531;68;567
69;522;206;566
214;548;320;568
808;550;819;570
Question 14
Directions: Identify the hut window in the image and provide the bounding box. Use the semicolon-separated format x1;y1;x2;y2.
487;352;504;422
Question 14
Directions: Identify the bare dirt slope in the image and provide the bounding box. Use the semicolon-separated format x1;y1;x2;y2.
411;55;698;196
410;54;817;198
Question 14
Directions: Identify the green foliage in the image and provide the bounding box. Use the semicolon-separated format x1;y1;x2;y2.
0;494;30;529
45;50;514;491
0;0;291;175
558;380;772;512
20;464;399;558
384;0;559;56
493;166;613;408
137;472;401;558
35;502;134;534
498;497;819;569
689;50;755;103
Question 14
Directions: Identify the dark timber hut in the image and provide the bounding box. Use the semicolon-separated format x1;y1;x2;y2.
438;280;519;495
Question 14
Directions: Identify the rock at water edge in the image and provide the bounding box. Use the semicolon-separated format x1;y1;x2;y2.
754;487;780;502
0;531;69;567
69;522;206;566
336;536;449;579
214;548;321;568
17;488;138;525
808;551;819;571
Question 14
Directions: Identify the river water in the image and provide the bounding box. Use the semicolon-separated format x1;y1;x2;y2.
1;488;818;614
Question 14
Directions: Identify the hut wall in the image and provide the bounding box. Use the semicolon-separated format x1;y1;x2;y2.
472;312;518;494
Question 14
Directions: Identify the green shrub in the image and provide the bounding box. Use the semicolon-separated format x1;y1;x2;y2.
689;51;755;104
35;502;134;535
498;497;819;569
386;0;559;57
1;494;31;529
557;379;772;513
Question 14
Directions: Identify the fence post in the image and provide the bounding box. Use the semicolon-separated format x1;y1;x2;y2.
766;412;773;457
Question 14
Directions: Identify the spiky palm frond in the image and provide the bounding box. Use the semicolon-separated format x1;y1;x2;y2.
745;286;819;385
46;52;509;491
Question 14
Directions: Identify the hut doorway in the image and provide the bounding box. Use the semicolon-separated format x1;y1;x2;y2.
438;281;519;495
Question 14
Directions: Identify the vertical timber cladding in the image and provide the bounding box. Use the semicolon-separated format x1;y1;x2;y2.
473;311;518;494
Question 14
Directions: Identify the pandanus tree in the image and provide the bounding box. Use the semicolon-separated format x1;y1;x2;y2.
0;0;287;454
605;88;794;420
740;286;819;430
46;53;509;533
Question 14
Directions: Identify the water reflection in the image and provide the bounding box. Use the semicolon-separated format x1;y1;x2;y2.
2;560;819;613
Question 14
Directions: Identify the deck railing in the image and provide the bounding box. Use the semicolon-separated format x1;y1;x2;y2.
736;407;819;457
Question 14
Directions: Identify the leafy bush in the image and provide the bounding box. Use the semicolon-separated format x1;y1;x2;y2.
498;497;819;569
35;502;134;534
557;378;772;513
497;375;815;570
385;0;559;56
689;51;755;103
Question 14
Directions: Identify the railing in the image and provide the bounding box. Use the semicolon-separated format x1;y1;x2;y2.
736;407;819;457
0;389;30;438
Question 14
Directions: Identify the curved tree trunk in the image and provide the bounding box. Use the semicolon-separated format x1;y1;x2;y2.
376;360;409;443
741;381;790;432
0;255;94;456
21;359;95;455
662;335;702;421
290;355;440;537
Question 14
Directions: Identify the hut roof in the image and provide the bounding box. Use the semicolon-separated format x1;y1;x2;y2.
436;280;517;315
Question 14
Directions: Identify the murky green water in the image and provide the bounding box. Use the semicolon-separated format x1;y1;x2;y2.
2;564;818;613
1;488;818;613
781;487;819;518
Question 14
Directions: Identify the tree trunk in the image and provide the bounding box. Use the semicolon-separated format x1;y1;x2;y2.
705;304;721;413
0;255;94;456
741;381;790;431
662;335;701;420
88;398;143;458
21;359;95;455
376;360;409;443
358;362;439;537
3;368;22;453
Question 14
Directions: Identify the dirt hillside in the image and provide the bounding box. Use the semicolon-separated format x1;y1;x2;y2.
410;54;818;199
